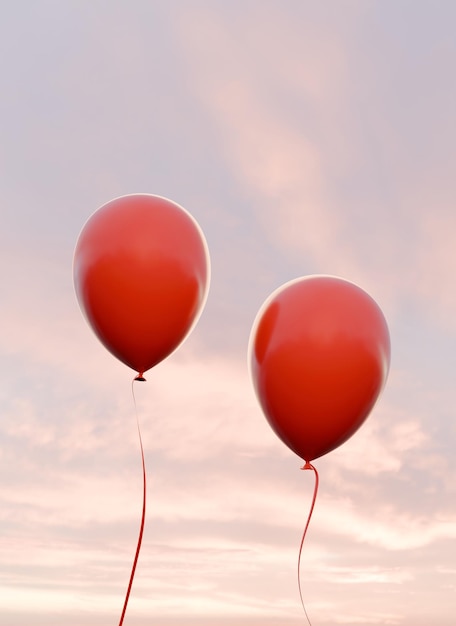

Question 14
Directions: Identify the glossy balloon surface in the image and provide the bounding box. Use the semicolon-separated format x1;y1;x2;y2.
249;275;390;462
74;194;210;375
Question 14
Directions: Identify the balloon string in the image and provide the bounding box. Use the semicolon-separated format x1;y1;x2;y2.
118;378;147;626
298;462;319;626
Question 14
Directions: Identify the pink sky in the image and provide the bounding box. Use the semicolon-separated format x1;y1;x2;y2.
1;2;455;625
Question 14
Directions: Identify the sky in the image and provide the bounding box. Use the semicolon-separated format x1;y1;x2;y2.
1;1;455;625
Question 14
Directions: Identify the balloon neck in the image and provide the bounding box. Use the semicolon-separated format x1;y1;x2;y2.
135;374;146;382
301;461;313;470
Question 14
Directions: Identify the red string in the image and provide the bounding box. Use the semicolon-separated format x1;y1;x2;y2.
118;378;147;626
297;462;319;626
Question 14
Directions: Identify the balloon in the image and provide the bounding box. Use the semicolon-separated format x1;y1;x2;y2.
73;194;210;376
249;275;390;463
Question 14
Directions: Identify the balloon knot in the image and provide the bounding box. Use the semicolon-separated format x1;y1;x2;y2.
301;462;313;470
135;375;146;382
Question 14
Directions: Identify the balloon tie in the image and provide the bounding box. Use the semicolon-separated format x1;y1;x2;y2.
298;462;319;626
118;378;147;626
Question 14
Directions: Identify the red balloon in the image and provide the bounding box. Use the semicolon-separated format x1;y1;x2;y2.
73;194;210;376
249;275;390;463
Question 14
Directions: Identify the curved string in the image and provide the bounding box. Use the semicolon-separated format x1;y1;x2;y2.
298;462;319;626
118;377;147;626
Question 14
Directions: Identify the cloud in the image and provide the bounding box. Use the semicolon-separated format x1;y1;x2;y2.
174;1;456;337
415;209;456;330
314;494;456;551
176;4;354;267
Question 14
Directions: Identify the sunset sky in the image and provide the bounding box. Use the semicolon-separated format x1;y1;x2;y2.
1;2;455;625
